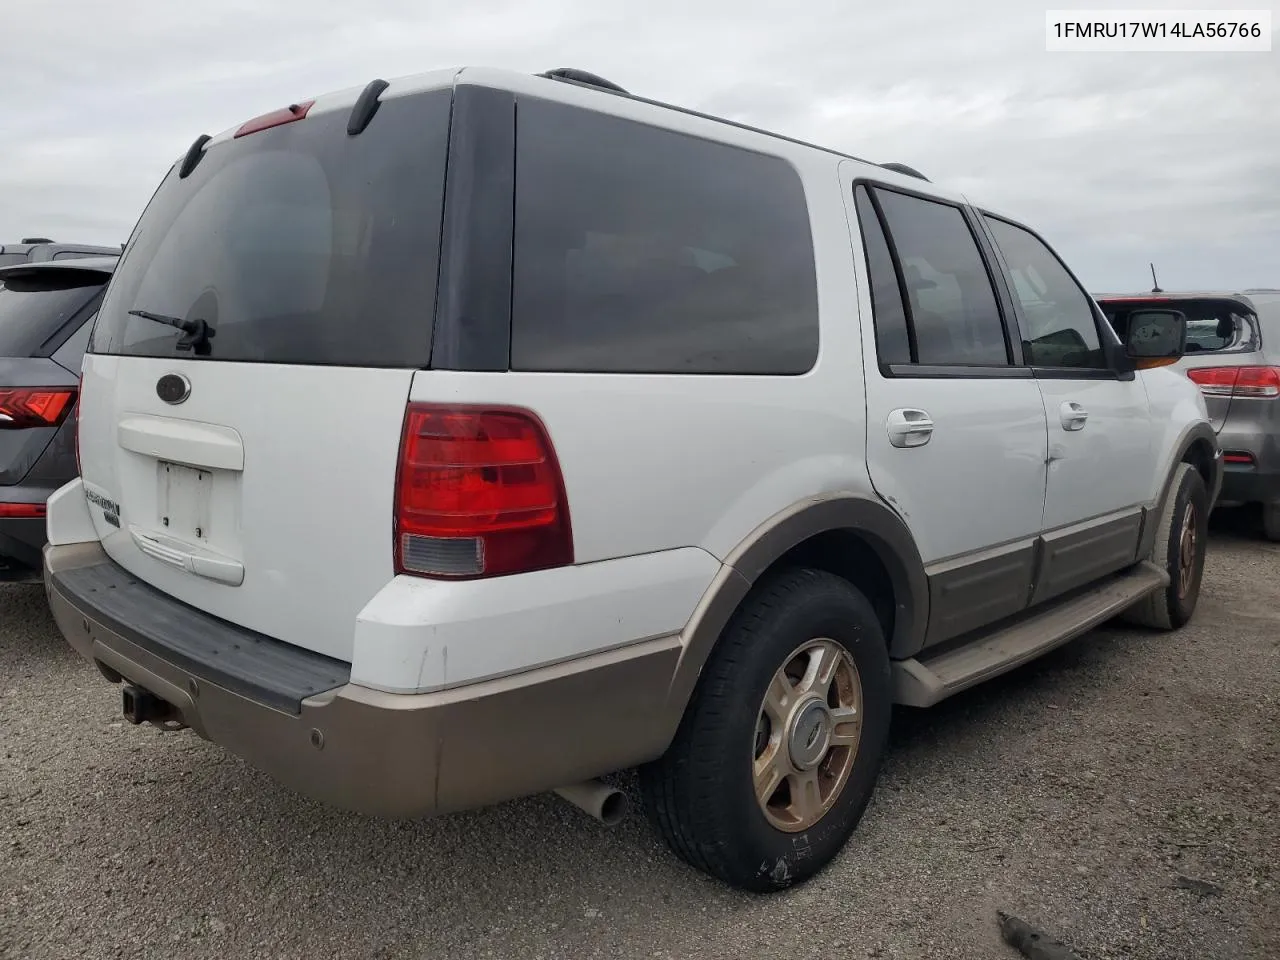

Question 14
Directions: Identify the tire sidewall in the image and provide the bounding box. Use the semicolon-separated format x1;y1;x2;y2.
717;576;892;890
1162;466;1209;627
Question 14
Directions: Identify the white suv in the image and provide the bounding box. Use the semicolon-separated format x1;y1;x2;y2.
45;66;1221;892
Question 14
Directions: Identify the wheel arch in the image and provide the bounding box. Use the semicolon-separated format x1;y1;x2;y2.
660;494;929;731
1140;421;1221;559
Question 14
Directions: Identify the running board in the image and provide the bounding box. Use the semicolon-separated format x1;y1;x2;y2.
893;561;1168;707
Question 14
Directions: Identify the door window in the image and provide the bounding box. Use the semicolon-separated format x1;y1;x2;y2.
863;188;1010;367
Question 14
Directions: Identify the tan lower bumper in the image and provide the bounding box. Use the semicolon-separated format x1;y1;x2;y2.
45;547;682;818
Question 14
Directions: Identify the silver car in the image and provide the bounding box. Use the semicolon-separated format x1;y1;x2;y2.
1097;290;1280;540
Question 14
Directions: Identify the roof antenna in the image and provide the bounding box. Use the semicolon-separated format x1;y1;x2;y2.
1149;262;1163;294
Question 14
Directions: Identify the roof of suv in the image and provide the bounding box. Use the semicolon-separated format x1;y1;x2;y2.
191;65;958;206
1094;290;1260;309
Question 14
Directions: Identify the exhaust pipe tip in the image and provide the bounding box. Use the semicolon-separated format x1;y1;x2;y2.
553;780;629;826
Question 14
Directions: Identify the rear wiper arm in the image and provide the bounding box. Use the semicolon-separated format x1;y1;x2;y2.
128;309;216;353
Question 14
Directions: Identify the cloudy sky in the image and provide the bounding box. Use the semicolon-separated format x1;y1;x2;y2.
2;0;1276;291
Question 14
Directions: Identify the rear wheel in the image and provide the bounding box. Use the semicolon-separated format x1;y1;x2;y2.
1262;503;1280;542
1123;463;1209;630
640;568;892;892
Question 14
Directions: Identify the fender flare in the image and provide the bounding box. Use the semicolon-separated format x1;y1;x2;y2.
660;493;929;728
1141;421;1220;559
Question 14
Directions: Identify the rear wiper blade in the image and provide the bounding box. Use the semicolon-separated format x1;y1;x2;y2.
128;309;215;353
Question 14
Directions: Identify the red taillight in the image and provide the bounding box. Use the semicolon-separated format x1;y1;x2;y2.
0;387;77;430
1187;366;1280;399
0;502;46;519
394;404;573;579
234;100;315;138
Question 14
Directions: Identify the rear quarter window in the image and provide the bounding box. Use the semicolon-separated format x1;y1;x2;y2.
509;98;820;375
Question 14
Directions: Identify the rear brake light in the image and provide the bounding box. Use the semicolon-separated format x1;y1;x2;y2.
1186;366;1280;399
234;100;315;138
394;404;573;579
0;502;46;519
0;387;77;429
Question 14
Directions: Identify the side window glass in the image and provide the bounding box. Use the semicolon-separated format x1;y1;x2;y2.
984;217;1106;369
854;186;911;365
873;189;1009;366
511;98;819;375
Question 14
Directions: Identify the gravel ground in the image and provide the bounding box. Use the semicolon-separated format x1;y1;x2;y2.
2;509;1277;960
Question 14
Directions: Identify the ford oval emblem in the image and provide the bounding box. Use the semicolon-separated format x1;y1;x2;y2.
156;373;191;405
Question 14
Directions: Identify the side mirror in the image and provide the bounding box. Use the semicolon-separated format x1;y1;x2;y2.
1124;309;1187;368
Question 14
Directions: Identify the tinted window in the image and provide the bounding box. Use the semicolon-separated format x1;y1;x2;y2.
1102;297;1260;355
874;189;1008;365
511;99;819;374
854;186;911;365
0;273;103;357
92;90;452;367
984;217;1104;368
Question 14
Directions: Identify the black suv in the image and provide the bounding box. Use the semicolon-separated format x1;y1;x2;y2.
0;253;117;580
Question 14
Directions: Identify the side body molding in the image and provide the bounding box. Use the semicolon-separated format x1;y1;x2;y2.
660;493;929;730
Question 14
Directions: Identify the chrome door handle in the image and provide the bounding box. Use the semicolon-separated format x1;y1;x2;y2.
887;408;934;448
1060;401;1088;431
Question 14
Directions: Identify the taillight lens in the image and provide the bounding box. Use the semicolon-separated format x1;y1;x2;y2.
1187;366;1280;398
0;503;46;519
394;404;573;579
0;387;77;430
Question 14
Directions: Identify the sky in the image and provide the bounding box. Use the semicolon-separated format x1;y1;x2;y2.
1;0;1276;292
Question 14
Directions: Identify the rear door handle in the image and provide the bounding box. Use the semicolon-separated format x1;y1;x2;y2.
1059;401;1088;431
887;408;934;448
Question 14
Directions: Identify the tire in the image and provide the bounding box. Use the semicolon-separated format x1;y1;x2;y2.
1262;503;1280;543
639;567;892;892
1122;463;1209;630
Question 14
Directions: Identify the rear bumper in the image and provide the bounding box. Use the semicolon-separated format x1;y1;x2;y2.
0;482;57;572
44;541;682;818
1215;409;1280;506
1218;464;1280;506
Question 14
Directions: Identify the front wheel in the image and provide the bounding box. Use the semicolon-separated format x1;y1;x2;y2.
639;568;892;892
1123;462;1209;630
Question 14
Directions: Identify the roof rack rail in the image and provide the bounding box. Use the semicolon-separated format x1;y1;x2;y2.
536;67;628;95
879;162;929;182
348;78;390;136
178;134;212;179
20;237;54;245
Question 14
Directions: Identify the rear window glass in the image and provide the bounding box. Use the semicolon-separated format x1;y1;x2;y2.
510;98;819;375
0;272;104;357
1101;298;1260;355
91;89;452;367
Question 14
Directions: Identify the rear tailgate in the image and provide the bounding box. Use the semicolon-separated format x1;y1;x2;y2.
78;78;454;663
1098;295;1263;431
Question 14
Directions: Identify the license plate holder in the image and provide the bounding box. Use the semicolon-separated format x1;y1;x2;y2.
157;461;213;542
